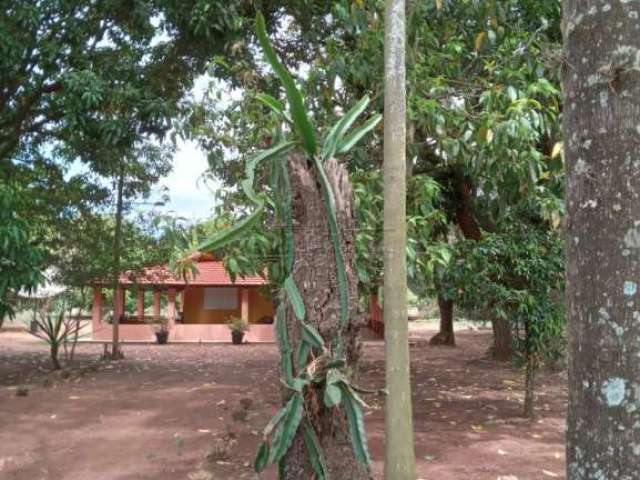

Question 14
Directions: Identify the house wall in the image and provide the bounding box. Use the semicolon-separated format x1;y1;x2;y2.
249;289;275;323
182;286;274;324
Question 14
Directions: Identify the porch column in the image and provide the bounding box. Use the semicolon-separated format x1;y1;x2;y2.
92;285;103;331
179;290;185;314
136;288;145;321
114;287;125;323
241;288;250;323
167;288;176;328
152;290;161;322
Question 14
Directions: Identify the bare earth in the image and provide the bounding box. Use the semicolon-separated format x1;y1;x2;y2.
0;328;567;480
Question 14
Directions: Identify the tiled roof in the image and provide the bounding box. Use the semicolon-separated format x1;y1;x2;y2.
118;261;266;287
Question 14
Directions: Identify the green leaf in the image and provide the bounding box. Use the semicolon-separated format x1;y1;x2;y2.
197;208;263;253
254;441;270;472
198;141;294;255
242;141;296;205
323;383;342;407
290;377;310;392
255;12;317;156
276;303;294;384
297;340;311;369
256;93;292;124
301;322;324;349
303;422;329;480
322;95;370;161
263;403;288;439
336;114;382;155
269;393;305;464
341;385;372;467
284;275;306;321
279;159;295;276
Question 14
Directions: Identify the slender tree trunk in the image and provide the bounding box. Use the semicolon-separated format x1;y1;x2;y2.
523;355;535;419
383;1;416;478
282;155;369;479
69;288;85;362
430;295;455;346
564;1;640;478
111;163;125;359
522;319;535;418
50;343;61;370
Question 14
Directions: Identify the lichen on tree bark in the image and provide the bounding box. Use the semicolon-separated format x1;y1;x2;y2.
564;0;640;477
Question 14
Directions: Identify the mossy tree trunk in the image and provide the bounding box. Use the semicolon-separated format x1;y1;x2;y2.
564;0;640;477
281;154;369;479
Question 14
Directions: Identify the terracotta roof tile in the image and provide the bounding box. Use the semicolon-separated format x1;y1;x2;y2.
118;261;266;287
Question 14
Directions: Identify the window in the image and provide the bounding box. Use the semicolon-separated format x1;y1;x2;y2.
203;288;238;310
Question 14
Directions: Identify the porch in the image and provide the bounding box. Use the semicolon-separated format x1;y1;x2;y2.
90;258;276;342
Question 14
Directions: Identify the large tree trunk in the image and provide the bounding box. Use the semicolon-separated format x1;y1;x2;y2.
430;296;455;346
281;154;369;479
564;1;640;477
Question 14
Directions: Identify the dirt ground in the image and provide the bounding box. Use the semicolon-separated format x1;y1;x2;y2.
0;326;567;480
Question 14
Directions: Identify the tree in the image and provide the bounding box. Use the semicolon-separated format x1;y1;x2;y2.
0;181;45;326
199;1;565;360
383;0;416;478
2;1;308;319
1;0;301;164
178;14;381;478
99;149;171;358
564;1;640;477
449;217;564;416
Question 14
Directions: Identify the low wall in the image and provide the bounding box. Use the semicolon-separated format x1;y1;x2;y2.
90;323;275;343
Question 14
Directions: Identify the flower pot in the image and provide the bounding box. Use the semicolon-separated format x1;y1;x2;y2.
155;330;169;344
231;330;245;345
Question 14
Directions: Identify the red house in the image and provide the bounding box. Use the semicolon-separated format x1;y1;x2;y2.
91;254;275;342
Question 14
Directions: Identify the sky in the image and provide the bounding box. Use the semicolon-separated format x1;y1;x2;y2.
153;138;218;222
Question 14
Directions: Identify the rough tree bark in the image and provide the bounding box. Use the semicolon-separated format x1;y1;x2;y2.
564;1;640;477
281;154;369;479
383;0;416;477
429;296;455;346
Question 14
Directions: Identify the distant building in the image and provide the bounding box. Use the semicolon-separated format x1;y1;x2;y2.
91;254;275;342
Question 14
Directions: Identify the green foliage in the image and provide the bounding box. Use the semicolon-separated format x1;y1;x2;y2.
255;12;318;156
187;13;381;473
352;170;384;296
227;316;250;333
303;422;329;480
0;183;45;322
450;215;565;364
267;392;305;464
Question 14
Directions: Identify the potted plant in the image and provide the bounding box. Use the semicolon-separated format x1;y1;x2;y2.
227;317;249;345
151;318;170;344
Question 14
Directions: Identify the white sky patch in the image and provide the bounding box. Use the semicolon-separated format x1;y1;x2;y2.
153;138;219;221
